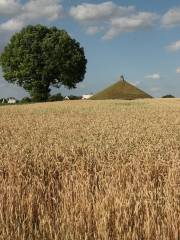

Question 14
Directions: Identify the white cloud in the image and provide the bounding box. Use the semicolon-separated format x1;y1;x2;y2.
86;26;104;35
0;0;21;17
0;19;24;31
70;2;135;22
0;0;64;51
167;40;180;52
176;67;180;73
162;7;180;27
70;2;159;40
0;0;64;32
145;73;161;80
22;0;64;22
103;12;158;40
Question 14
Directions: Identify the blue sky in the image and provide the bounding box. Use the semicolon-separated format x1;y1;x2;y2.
0;0;180;98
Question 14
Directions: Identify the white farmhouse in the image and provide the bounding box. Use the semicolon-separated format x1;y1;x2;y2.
8;98;17;104
64;96;69;100
82;94;93;100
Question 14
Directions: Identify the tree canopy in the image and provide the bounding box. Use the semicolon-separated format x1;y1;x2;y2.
162;95;175;98
0;25;87;101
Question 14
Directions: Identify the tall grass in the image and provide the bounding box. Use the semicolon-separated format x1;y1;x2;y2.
0;99;179;239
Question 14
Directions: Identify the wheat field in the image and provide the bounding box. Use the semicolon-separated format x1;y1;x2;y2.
0;99;179;240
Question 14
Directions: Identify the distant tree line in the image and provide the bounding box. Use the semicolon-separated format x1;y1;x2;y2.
20;94;82;103
162;94;175;98
0;94;82;105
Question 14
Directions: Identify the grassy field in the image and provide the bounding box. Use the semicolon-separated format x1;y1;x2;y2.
0;99;179;240
91;80;152;100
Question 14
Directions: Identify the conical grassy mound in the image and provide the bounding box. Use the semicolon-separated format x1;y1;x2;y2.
91;79;152;100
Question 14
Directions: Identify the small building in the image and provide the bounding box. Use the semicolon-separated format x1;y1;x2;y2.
8;97;17;104
82;94;93;100
64;96;70;100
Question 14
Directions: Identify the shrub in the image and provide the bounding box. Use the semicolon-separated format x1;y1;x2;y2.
21;97;32;103
68;95;82;100
48;93;64;102
0;98;7;104
162;94;175;98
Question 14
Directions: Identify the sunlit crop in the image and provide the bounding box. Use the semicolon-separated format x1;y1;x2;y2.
0;99;179;239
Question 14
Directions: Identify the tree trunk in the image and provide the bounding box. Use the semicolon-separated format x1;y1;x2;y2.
30;82;50;102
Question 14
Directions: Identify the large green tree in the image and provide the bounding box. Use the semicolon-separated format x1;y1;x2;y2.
0;25;87;101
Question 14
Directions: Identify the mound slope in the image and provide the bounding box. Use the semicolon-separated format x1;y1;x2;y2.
91;79;152;100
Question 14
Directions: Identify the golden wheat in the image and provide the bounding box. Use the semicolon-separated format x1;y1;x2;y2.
0;99;180;240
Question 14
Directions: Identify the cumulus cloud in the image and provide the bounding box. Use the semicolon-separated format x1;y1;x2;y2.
176;67;180;73
70;1;159;40
167;40;180;52
103;12;158;40
145;73;161;80
86;26;104;35
0;0;21;17
70;2;135;22
0;0;64;51
22;0;64;22
0;0;64;31
0;19;24;31
162;7;180;27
